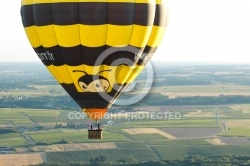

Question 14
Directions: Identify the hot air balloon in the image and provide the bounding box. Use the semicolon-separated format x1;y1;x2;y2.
21;0;168;139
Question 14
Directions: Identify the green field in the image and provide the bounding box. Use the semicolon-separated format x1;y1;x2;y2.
0;105;250;146
123;118;219;128
0;109;36;127
0;105;250;164
27;129;128;144
0;109;27;119
146;139;211;146
123;133;167;141
116;142;148;149
221;128;250;137
0;133;28;147
0;85;66;97
0;108;70;127
47;148;158;164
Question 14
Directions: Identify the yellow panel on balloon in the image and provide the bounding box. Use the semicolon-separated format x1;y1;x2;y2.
36;25;58;48
130;25;153;48
106;25;133;47
24;26;41;48
47;65;75;84
116;65;134;84
54;25;80;47
147;26;166;48
80;25;107;47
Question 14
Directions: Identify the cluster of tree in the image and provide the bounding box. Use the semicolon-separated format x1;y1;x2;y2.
0;96;79;110
143;64;250;87
37;139;68;146
153;77;212;87
89;155;108;165
0;129;16;134
0;64;59;91
138;93;250;106
55;123;85;129
37;155;250;166
0;82;37;91
150;72;250;87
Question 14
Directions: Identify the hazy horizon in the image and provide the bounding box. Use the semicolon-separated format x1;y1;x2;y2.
1;61;250;65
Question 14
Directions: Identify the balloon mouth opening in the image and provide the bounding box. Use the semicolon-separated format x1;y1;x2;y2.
83;109;107;120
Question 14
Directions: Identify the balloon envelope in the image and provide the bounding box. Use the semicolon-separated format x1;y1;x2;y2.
21;0;168;120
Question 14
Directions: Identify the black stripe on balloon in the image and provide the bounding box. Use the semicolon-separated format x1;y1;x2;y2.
33;47;52;66
21;3;162;27
61;83;123;109
61;83;92;108
108;3;135;26
21;4;34;26
134;1;155;28
154;4;168;27
34;45;144;66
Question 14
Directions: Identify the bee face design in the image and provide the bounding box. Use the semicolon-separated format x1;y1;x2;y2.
78;75;110;92
74;70;111;93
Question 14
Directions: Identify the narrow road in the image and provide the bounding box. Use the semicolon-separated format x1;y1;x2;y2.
144;141;163;160
17;111;40;126
17;110;37;145
221;120;228;133
20;132;36;145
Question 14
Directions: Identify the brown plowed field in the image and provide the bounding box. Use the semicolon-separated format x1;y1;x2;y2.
0;153;46;166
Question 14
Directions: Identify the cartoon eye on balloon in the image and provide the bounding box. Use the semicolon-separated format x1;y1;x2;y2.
73;70;111;92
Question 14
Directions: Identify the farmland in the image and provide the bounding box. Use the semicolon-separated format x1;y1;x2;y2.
0;153;46;166
0;63;250;165
0;133;28;147
46;148;158;164
0;105;250;164
154;85;250;98
151;145;250;160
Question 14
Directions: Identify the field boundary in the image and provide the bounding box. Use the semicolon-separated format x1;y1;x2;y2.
123;128;177;139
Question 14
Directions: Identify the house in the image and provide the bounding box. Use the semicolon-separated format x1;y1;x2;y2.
107;121;115;125
0;148;15;154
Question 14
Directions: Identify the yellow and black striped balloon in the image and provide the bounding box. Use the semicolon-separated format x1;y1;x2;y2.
21;0;168;120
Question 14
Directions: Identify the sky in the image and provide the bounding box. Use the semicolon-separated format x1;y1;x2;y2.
0;0;250;63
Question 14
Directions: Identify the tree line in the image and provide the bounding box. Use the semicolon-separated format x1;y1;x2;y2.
139;93;250;106
37;155;250;166
121;93;250;106
0;96;78;110
2;94;250;110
